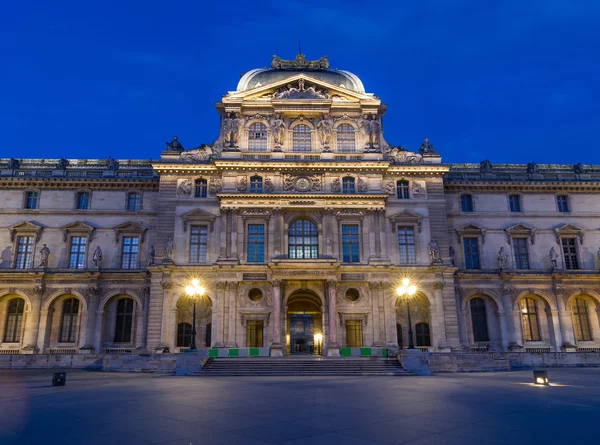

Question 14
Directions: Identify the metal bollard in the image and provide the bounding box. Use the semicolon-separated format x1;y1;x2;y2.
52;372;66;386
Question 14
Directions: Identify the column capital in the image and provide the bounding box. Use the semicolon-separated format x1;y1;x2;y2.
271;279;283;287
326;279;336;288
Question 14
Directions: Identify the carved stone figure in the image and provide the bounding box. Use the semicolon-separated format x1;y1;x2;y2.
480;159;492;173
419;137;436;154
428;237;441;264
264;177;275;193
92;246;103;268
317;115;333;148
165;136;184;152
106;156;119;170
498;247;508;270
57;158;69;170
209;178;222;194
222;113;242;148
176;179;193;197
526;162;538;174
311;175;321;192
412;182;426;197
237;176;248;191
148;245;156;266
283;175;295;192
359;114;380;148
7;158;20;169
331;177;341;193
384;181;395;194
549;247;560;268
357;178;367;193
180;144;216;162
388;146;423;164
39;244;50;268
449;246;456;266
164;237;174;260
274;81;328;100
270;115;286;147
574;162;584;174
271;53;330;70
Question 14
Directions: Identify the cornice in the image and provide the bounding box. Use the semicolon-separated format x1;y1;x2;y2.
218;193;388;200
0;177;158;190
444;180;600;192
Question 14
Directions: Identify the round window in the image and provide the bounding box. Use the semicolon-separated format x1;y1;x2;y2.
249;288;263;302
346;288;360;302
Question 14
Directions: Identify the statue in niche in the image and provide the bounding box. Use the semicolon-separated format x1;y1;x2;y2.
526;162;538;174
222;112;242;148
359;114;380;148
92;246;103;268
549;247;560;268
419;137;436;154
164;237;174;260
428;237;441;264
270;114;286;147
498;247;508;270
165;136;184;152
317;115;333;148
480;159;492;173
39;244;50;268
148;245;156;266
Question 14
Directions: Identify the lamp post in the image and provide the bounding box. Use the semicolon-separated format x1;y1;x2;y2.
396;278;417;350
314;333;323;355
185;280;205;351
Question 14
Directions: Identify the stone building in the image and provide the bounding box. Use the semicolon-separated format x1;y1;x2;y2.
1;53;600;360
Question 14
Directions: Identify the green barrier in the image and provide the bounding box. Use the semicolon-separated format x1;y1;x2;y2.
228;348;239;357
382;348;388;357
360;347;371;356
249;348;259;356
208;349;218;358
340;347;351;357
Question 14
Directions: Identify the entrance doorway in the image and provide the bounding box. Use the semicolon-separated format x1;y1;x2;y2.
286;291;323;355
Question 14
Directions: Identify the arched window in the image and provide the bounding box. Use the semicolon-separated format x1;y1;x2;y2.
572;298;592;341
470;298;489;342
397;181;409;199
396;324;403;349
127;192;141;211
342;177;355;194
288;218;318;259
250;176;263;193
337;124;355;153
59;298;79;343
195;179;208;198
415;322;431;347
520;298;541;341
114;298;134;343
248;123;267;152
3;298;25;343
177;322;192;347
293;125;311;152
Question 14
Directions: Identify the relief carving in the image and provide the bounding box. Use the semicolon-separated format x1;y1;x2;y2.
331;178;341;193
209;178;222;194
237;177;248;191
264;177;275;193
357;178;367;193
176;179;192;197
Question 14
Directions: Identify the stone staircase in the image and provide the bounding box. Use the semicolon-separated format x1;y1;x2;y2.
195;357;412;376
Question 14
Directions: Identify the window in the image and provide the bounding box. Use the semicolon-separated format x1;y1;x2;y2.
342;177;355;194
292;124;311;152
557;195;569;213
398;226;416;264
396;324;403;349
512;238;530;270
509;195;521;212
76;192;90;210
127;192;141;211
194;179;208;198
190;226;208;264
337;124;355;153
415;322;431;346
520;298;541;341
25;191;38;209
470;298;489;342
121;237;139;269
346;320;363;347
288;219;318;259
463;237;480;269
246;320;264;347
59;298;79;343
250;176;263;193
177;322;192;347
205;323;212;347
249;288;263;302
562;238;579;270
69;236;87;269
247;224;265;263
397;181;409;199
341;225;360;263
460;194;473;212
248;123;267;152
572;298;592;341
345;288;360;302
114;298;134;343
15;236;34;269
3;298;25;343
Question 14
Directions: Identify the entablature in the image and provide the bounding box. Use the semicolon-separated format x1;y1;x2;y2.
217;193;388;210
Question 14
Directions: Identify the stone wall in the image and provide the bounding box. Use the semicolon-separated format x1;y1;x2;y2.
508;352;600;368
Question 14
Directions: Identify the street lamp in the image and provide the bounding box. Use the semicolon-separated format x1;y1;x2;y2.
314;333;323;355
396;278;418;350
185;279;205;351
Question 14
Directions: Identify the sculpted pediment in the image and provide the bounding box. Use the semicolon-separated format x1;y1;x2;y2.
180;208;217;232
61;221;97;242
504;223;536;244
456;223;487;243
389;210;424;233
113;221;148;243
554;223;584;244
8;221;44;242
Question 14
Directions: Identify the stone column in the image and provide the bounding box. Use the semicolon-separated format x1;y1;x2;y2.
432;282;450;351
324;208;335;257
226;283;237;347
497;310;509;350
230;210;239;258
212;283;226;347
22;295;42;352
36;310;49;352
93;311;103;352
135;309;146;349
156;280;172;351
378;209;389;260
373;211;381;258
501;291;520;349
219;208;228;259
556;290;575;349
370;282;383;346
326;280;340;356
270;279;283;356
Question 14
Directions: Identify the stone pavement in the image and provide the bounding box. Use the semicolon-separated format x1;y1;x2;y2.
0;368;598;444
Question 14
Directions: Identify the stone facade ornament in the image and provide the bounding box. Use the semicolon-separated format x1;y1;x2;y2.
209;178;222;194
331;178;341;193
106;156;119;170
222;112;242;148
160;279;172;290
165;136;184;152
39;244;50;269
549;247;560;268
92;246;103;268
147;245;155;266
271;53;330;70
274;81;328;100
57;158;69;170
428;237;442;265
311;175;321;192
412;181;426;197
237;177;248;191
180;144;217;162
433;281;445;290
449;246;456;266
384;181;395;194
526;161;538;174
419;137;436;154
480;159;492;173
573;162;584;174
317;115;333;149
176;179;192;197
7;158;20;169
387;147;423;164
357;178;367;193
283;175;295;192
359;114;380;149
264;177;275;193
498;247;508;270
164;237;174;260
270;114;286;148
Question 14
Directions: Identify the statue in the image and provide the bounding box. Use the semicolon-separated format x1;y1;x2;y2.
164;237;174;260
428;237;441;264
498;247;508;270
39;244;50;268
148;245;156;266
106;156;119;170
574;162;584;174
237;176;248;191
180;144;217;162
264;177;275;193
449;246;456;266
526;162;538;174
176;179;193;197
384;181;395;194
331;177;341;193
480;159;492;173
283;175;295;191
270;53;330;70
165;136;184;152
316;115;333;148
311;174;321;191
92;246;103;268
7;158;20;170
412;182;426;197
57;158;69;170
270;115;286;147
549;247;560;268
222;113;242;148
359;115;380;148
388;146;423;164
419;137;436;154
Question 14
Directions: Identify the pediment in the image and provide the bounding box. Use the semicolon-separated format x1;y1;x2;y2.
554;223;583;233
554;223;584;244
389;210;424;233
113;221;148;243
456;223;487;243
8;221;44;242
504;223;536;244
181;208;217;232
61;221;97;242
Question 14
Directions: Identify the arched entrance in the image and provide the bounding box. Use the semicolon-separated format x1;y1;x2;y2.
174;295;213;352
286;291;323;355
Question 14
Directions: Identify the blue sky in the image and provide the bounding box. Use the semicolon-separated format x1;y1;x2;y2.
1;0;599;164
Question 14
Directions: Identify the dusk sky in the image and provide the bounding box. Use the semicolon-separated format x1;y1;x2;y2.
1;1;599;164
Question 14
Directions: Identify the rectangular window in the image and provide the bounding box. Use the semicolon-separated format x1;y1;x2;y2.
59;298;79;343
247;224;265;263
127;193;141;211
397;181;409;199
512;238;529;270
573;298;592;342
397;226;416;264
25;191;38;209
15;236;34;269
520;298;541;341
246;320;264;347
77;192;90;209
463;237;480;269
346;320;363;347
4;299;24;343
557;195;569;213
562;238;579;270
341;224;360;263
121;237;139;269
509;195;521;212
190;226;208;263
69;237;87;269
460;195;473;212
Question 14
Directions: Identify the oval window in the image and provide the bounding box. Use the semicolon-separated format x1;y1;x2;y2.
346;288;360;302
249;288;263;302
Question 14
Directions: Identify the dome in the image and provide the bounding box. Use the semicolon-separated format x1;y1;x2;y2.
236;54;365;94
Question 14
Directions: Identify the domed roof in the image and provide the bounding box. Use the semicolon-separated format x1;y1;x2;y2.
236;54;365;94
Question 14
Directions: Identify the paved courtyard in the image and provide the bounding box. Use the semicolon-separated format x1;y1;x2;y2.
0;368;598;445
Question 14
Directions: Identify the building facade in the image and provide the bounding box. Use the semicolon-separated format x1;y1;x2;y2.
1;54;600;358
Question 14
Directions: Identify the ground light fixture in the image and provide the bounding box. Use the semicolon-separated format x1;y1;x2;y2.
314;332;323;355
396;278;418;350
185;280;206;351
533;370;549;385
